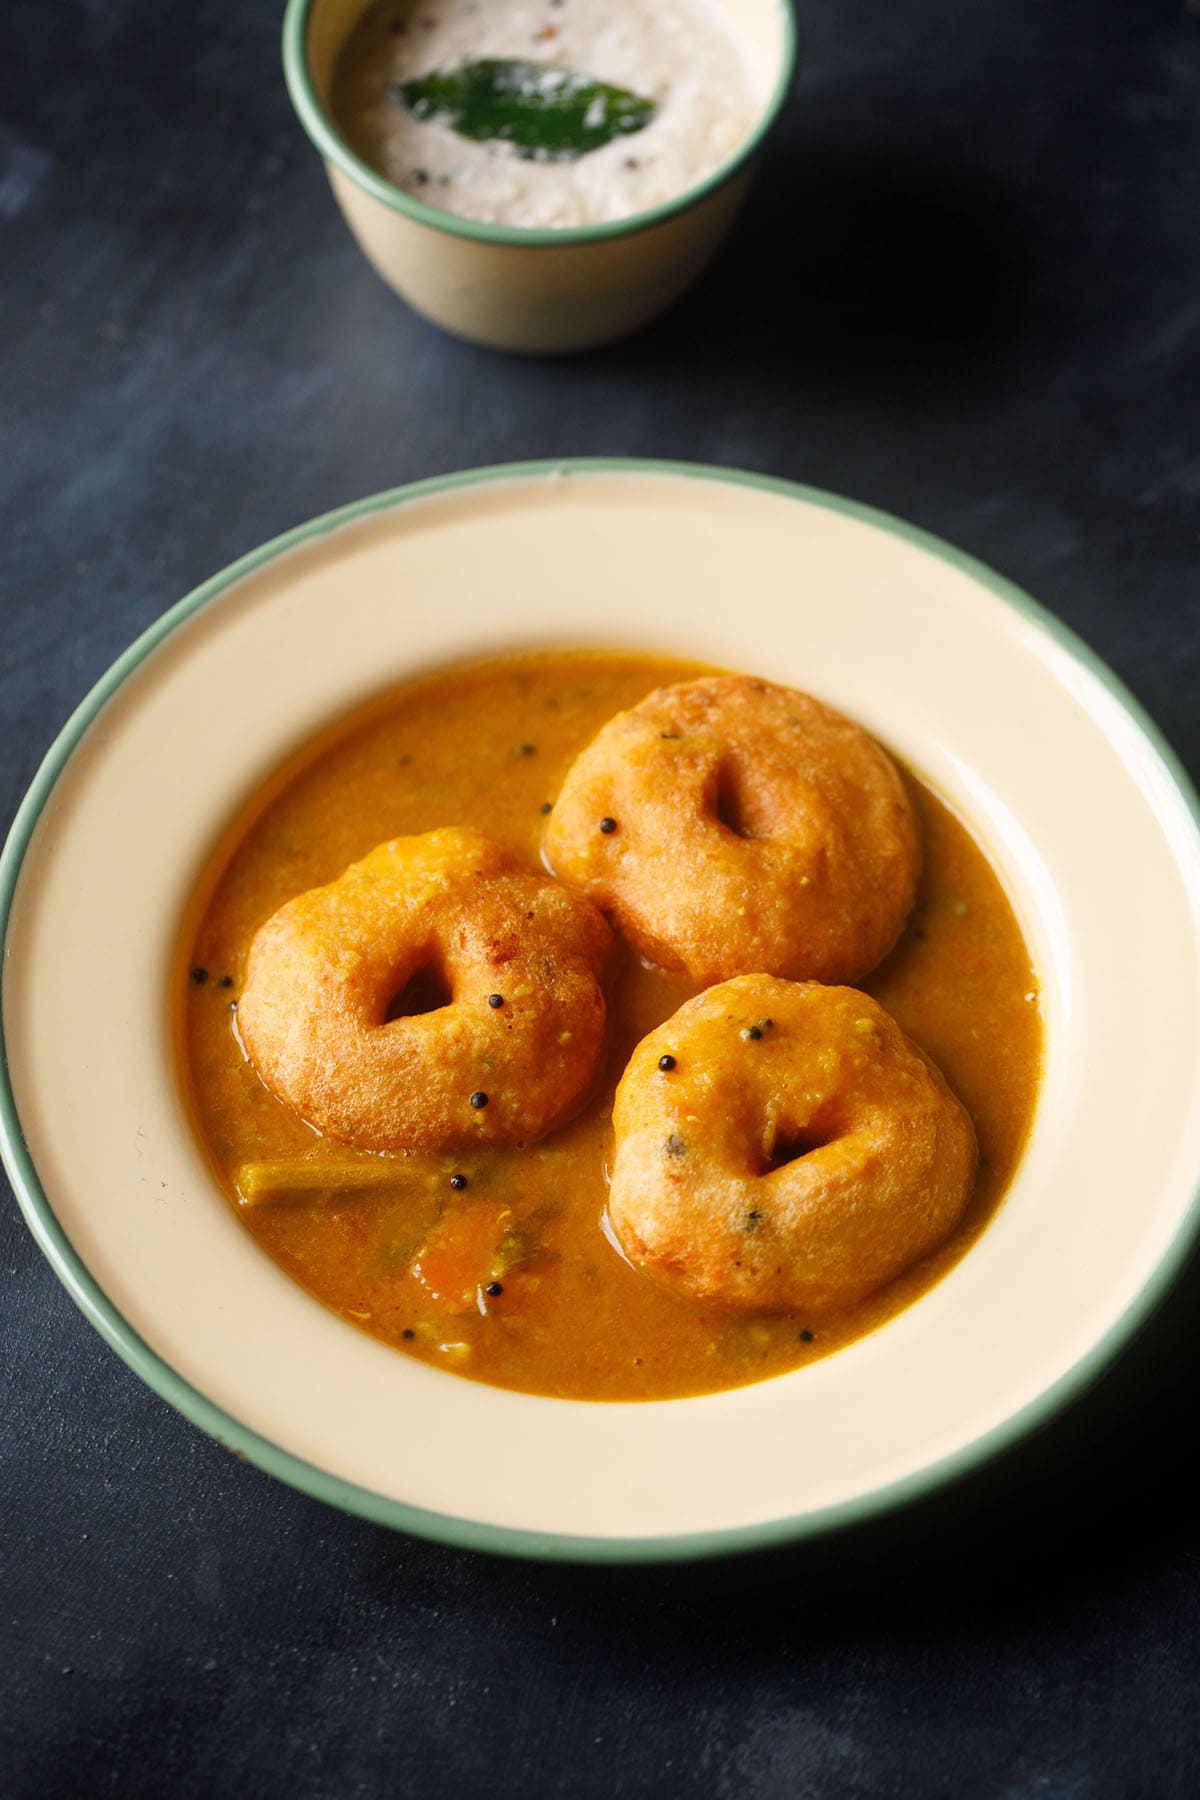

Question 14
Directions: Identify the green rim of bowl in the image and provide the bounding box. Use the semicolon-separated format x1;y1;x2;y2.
281;0;799;249
4;460;1200;1563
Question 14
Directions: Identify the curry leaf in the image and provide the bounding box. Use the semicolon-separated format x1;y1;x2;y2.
393;58;657;161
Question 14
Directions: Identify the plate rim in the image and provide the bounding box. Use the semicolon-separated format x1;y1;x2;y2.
4;456;1200;1563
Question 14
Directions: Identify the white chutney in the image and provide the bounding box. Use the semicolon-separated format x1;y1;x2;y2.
331;0;758;228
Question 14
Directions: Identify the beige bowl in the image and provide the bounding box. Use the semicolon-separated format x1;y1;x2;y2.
4;463;1200;1561
282;0;797;353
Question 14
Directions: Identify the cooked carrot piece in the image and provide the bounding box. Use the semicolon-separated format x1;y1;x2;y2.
411;1204;511;1306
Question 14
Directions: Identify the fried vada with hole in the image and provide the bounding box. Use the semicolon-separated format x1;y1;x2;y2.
608;974;977;1315
544;675;919;985
237;828;615;1152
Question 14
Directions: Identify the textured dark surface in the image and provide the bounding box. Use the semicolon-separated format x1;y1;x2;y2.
3;1;1200;1795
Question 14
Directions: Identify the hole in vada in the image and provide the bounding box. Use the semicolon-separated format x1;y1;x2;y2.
763;1132;829;1174
714;759;769;840
385;963;453;1021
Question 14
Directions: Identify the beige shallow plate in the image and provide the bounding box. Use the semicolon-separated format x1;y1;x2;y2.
4;462;1200;1560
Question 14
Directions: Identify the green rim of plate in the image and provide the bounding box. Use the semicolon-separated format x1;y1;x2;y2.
281;0;799;250
3;460;1200;1563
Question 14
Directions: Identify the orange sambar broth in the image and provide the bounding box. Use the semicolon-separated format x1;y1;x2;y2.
179;651;1042;1401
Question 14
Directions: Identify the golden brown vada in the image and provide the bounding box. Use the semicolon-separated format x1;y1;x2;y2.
608;974;977;1315
237;828;614;1152
544;675;919;985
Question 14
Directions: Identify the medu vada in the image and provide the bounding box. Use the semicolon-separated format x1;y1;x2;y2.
608;974;977;1316
237;827;615;1152
544;675;920;986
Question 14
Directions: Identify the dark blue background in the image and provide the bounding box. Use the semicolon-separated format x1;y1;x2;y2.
3;2;1199;1794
